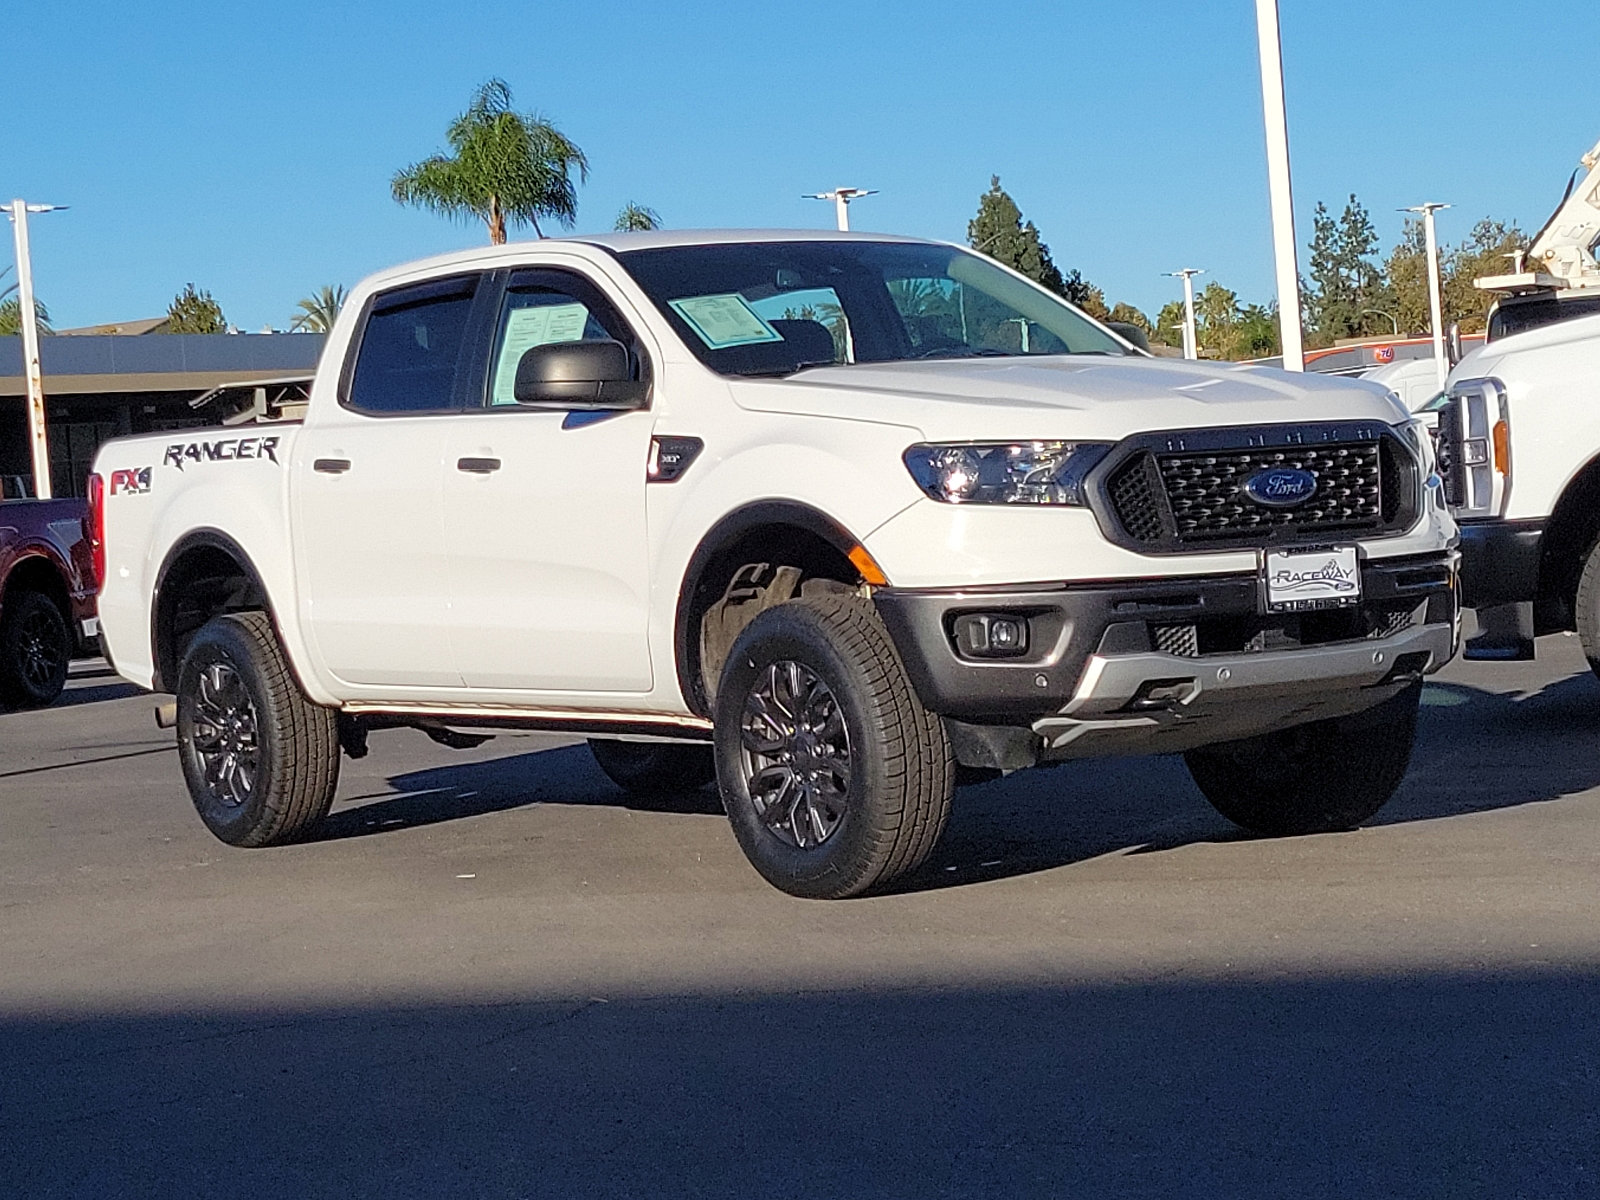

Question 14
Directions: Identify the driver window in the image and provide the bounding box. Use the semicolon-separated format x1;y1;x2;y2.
485;272;644;406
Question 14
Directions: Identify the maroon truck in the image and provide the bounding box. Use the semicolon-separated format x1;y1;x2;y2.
0;497;99;707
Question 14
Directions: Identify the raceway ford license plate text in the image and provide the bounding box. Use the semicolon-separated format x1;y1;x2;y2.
1262;545;1361;612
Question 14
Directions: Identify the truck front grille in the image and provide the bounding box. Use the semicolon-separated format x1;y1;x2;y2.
1098;424;1418;552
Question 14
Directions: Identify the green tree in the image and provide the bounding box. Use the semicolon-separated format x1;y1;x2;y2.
1195;281;1241;359
967;176;1069;294
1107;302;1153;336
1445;218;1530;334
290;284;348;334
1381;217;1430;337
0;295;51;336
163;283;226;334
1305;194;1385;346
1154;299;1188;347
1235;302;1281;358
392;78;589;244
614;202;662;232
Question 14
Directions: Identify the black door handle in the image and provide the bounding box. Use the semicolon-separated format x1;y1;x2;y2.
313;458;351;474
457;457;501;474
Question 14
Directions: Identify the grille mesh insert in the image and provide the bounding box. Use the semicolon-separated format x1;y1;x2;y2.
1106;439;1392;548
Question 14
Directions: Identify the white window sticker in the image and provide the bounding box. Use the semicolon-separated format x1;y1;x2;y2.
491;303;590;405
668;293;783;349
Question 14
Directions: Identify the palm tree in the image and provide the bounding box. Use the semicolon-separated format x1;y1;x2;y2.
0;293;52;336
290;285;348;334
614;203;662;232
391;78;588;244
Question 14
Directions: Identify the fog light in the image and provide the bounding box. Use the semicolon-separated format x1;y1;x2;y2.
953;613;1030;659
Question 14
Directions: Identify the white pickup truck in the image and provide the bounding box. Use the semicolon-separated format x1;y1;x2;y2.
91;230;1459;898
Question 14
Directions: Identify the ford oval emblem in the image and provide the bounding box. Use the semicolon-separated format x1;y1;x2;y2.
1243;468;1318;507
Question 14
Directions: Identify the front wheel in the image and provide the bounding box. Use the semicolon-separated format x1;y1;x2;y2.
176;611;340;847
714;595;953;899
1184;683;1421;836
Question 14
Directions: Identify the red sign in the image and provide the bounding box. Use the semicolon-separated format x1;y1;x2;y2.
1374;345;1395;364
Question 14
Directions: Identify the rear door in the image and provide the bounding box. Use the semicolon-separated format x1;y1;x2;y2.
441;266;657;695
292;274;489;689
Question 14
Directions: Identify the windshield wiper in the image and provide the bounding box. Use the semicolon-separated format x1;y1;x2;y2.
909;347;1014;361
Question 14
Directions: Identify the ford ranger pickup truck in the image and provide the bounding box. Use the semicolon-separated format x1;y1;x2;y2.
91;231;1459;898
1;497;97;707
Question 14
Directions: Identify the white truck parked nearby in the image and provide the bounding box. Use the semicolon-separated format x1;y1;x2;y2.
91;231;1459;898
1438;136;1600;662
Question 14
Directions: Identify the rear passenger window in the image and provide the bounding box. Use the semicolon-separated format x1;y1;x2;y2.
346;276;479;415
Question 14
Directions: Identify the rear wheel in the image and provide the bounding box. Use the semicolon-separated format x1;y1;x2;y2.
714;595;953;899
176;611;339;846
1184;682;1420;836
588;740;716;795
0;590;71;708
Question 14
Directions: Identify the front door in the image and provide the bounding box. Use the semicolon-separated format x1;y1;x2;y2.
442;268;656;695
293;274;484;689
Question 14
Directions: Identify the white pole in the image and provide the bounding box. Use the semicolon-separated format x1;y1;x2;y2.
1254;0;1305;371
834;191;850;232
1409;203;1451;387
9;200;51;500
1167;268;1203;360
1181;271;1198;360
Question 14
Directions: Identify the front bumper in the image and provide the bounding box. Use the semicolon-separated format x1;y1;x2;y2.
1456;518;1543;608
873;550;1458;761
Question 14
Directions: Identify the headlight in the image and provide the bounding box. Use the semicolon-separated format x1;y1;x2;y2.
902;441;1112;505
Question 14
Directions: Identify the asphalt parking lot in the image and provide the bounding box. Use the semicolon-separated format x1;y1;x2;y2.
3;639;1599;1198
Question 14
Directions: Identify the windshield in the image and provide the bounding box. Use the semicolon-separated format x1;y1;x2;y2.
616;240;1128;376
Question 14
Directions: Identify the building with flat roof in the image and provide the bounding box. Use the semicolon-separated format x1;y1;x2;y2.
0;332;325;498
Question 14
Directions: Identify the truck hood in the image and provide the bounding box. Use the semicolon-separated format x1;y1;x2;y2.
731;355;1408;440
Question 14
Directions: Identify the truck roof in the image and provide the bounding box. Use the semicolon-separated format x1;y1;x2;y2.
358;229;945;291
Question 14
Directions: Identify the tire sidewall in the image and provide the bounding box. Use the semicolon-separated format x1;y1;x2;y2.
176;616;281;845
715;605;903;897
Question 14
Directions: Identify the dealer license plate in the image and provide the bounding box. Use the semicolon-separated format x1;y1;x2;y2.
1262;545;1361;612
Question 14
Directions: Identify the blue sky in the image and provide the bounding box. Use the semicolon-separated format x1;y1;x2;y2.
3;1;1598;332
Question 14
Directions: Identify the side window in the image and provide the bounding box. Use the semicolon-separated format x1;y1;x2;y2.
486;270;647;407
346;276;479;415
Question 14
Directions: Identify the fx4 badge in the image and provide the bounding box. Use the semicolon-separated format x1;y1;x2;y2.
164;436;280;470
109;467;152;495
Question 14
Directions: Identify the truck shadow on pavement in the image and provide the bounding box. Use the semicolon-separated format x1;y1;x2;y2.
334;673;1600;889
3;969;1597;1199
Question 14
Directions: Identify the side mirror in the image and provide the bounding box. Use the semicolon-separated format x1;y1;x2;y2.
514;339;648;409
1106;321;1151;353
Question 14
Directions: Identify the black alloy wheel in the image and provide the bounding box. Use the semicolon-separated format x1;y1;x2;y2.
0;590;71;708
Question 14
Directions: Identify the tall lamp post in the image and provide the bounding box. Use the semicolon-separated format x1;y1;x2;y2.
1166;268;1204;360
1404;202;1451;387
1254;0;1305;371
6;199;66;500
805;187;877;231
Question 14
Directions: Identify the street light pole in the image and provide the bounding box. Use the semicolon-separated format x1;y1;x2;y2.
1254;0;1305;371
7;199;65;500
804;187;877;232
1405;203;1451;387
1166;269;1204;360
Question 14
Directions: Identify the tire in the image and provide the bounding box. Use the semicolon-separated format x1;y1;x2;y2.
588;739;716;794
713;594;954;899
1184;682;1421;837
175;611;339;847
0;590;71;708
1575;533;1600;680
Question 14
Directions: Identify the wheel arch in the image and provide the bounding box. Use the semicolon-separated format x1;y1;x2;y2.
151;528;278;693
673;501;875;717
1537;454;1600;630
2;551;74;627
